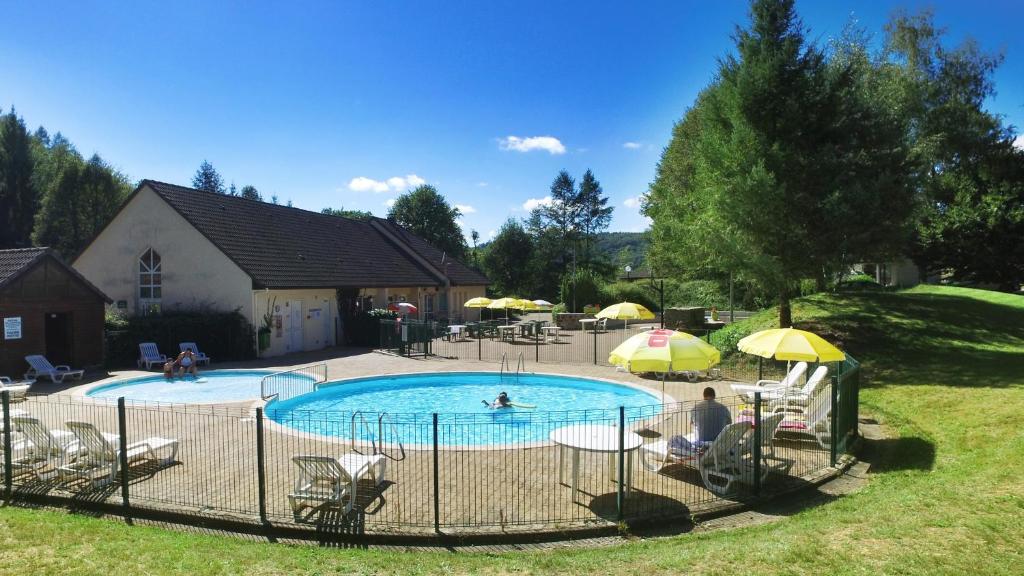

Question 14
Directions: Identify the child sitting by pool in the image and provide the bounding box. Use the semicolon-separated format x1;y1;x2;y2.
163;360;176;379
482;391;512;409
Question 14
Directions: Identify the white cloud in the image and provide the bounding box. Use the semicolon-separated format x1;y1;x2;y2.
477;181;489;187
348;176;390;193
522;196;554;211
488;229;497;239
499;135;566;155
1014;135;1024;150
623;142;641;149
623;196;642;209
384;198;397;208
348;173;426;194
455;204;476;214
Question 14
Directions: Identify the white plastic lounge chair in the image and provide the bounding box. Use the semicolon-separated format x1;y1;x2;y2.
137;343;168;370
764;365;829;413
10;415;83;479
777;389;833;449
641;421;753;495
739;412;788;483
59;421;179;487
288;454;388;518
178;343;211;366
23;355;84;383
0;376;32;400
730;361;808;402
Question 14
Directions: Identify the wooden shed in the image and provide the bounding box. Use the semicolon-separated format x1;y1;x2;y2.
0;248;111;379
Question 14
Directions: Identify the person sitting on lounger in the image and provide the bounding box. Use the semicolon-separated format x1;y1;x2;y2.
482;391;512;409
667;387;733;456
175;349;198;377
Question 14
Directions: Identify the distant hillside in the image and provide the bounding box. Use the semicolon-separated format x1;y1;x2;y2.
595;231;648;268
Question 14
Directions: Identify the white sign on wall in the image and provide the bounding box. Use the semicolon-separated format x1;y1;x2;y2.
3;317;22;340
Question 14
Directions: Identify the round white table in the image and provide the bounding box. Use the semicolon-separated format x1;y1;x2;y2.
549;424;644;503
447;324;466;341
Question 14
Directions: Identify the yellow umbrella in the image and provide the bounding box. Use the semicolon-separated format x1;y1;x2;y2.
737;328;845;362
463;297;492;308
487;297;522;324
596;301;656;320
609;329;721;373
514;298;540;311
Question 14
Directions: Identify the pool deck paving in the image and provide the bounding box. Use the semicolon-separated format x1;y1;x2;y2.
6;342;836;536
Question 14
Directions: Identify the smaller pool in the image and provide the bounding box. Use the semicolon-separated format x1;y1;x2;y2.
87;370;314;404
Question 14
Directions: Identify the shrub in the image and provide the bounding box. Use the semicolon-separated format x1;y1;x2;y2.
837;273;884;292
105;309;256;368
602;281;660;311
346;308;398;347
560;269;605;313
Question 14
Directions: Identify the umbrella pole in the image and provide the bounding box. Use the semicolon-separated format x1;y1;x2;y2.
758;357;763;382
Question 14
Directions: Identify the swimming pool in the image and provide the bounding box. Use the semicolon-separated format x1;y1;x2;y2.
265;372;662;445
87;370;315;404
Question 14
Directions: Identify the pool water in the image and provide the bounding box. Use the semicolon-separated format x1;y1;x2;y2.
266;372;662;445
87;370;314;403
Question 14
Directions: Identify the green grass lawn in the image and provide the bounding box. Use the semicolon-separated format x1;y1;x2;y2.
2;285;1022;575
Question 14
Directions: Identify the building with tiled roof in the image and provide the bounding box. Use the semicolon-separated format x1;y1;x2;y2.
1;247;110;376
72;180;488;357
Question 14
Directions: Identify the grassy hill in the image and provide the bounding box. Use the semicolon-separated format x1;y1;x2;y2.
1;285;1022;574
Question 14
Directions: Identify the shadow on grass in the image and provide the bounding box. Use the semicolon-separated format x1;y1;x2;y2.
858;435;936;474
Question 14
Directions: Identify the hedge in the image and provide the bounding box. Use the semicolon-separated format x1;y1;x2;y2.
105;309;256;368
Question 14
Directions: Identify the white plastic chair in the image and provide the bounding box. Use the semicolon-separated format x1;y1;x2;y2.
23;355;84;383
288;454;387;518
641;421;753;495
59;421;179;487
11;415;83;479
778;389;833;449
730;361;808;402
765;365;829;413
137;343;168;370
0;376;32;400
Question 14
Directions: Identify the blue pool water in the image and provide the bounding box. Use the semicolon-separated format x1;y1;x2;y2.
87;370;314;403
266;372;662;445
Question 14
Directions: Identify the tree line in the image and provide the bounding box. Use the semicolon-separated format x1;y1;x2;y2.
644;0;1024;325
0;109;132;258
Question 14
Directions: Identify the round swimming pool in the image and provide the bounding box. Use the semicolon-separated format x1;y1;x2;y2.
87;370;315;404
265;372;662;446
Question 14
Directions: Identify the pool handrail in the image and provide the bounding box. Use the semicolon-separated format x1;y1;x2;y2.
260;363;327;401
377;412;406;461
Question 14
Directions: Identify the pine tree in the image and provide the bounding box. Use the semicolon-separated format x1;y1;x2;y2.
192;160;225;194
228;182;238;196
577;169;613;265
0;110;39;247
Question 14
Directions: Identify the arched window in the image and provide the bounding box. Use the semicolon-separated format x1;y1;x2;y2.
139;248;162;314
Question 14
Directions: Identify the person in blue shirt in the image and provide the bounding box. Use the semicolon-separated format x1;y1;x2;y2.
668;387;733;455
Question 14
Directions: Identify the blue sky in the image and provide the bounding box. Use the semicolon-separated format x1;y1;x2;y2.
3;1;1022;241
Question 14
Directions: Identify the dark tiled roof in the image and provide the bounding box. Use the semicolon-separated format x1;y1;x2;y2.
0;247;111;301
0;247;47;288
373;219;490;286
143;180;488;289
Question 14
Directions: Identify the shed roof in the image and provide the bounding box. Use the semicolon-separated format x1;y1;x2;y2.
0;247;112;302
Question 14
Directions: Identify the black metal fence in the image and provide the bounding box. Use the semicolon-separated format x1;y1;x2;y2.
0;356;859;536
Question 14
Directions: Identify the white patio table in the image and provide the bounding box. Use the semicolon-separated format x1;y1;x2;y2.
549;424;643;503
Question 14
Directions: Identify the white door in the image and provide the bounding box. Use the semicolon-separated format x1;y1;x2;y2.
287;300;303;352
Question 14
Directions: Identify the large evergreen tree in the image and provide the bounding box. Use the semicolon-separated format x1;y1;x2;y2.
0;110;38;248
192;160;226;194
576;169;613;266
240;185;262;201
387;185;468;261
645;0;914;326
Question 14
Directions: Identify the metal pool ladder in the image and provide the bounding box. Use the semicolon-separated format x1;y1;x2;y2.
499;351;526;384
350;410;405;460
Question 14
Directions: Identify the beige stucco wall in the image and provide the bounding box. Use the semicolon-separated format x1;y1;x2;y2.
72;186;253;319
254;289;337;357
358;285;486;322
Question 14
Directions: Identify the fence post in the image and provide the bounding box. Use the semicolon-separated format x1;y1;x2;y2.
593;327;598;365
117;397;130;511
2;391;11;500
616;406;625;521
758;357;763;382
831;366;840;466
478;332;482;361
535;331;540;363
753;392;762;497
432;412;440;533
256;407;268;524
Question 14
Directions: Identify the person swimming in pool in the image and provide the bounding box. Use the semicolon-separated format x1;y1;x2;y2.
482;391;512;409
